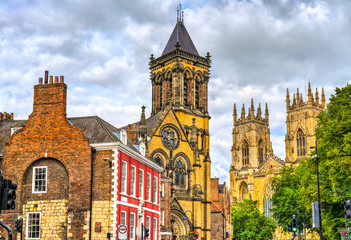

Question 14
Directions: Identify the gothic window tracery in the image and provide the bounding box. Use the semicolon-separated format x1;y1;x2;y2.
242;140;249;166
296;129;306;157
161;125;180;150
195;76;199;109
241;182;248;200
263;181;274;218
174;158;186;187
258;140;264;164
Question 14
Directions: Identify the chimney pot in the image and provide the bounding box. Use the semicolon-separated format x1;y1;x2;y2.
55;76;59;83
45;70;49;84
60;76;64;83
49;76;53;84
39;77;43;84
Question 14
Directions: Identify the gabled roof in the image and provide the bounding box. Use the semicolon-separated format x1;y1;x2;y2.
0;116;140;154
162;22;199;56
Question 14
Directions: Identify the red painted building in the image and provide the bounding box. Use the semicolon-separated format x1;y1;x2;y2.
92;137;163;240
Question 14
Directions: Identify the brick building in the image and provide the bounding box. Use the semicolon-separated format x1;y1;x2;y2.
0;71;163;240
210;178;232;240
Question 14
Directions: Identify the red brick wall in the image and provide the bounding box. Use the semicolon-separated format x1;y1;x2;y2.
2;81;92;239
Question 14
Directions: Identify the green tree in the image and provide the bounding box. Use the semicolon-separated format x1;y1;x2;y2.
298;84;351;240
271;167;311;233
270;84;351;240
231;199;276;240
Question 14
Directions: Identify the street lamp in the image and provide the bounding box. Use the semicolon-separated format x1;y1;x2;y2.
311;143;323;240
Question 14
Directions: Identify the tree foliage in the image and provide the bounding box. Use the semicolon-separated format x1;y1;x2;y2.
271;167;311;232
231;199;276;240
271;84;351;240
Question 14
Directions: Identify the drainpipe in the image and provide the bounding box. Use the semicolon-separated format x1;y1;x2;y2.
89;148;96;240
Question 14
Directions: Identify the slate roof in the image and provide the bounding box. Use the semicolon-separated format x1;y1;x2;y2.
0;116;141;155
161;22;199;56
119;111;163;134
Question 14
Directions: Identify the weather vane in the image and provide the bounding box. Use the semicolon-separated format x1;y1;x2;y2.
177;2;184;23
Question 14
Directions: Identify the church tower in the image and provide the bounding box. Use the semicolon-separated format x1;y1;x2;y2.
285;83;325;165
145;5;212;239
229;100;284;215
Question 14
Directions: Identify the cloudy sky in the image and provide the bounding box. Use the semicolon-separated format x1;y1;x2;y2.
1;0;350;184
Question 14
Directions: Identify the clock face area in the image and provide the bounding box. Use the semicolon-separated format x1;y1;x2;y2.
161;125;180;150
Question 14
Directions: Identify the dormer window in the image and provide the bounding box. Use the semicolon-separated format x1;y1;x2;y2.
120;130;127;145
140;142;146;156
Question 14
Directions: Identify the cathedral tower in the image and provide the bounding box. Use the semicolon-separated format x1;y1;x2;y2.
134;6;212;239
285;83;325;165
229;100;284;215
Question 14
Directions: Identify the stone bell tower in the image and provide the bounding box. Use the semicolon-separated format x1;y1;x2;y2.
285;83;325;165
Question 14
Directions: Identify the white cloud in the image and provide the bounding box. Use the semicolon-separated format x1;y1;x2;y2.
1;0;351;185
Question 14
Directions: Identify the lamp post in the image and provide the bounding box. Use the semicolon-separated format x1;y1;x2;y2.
311;143;323;240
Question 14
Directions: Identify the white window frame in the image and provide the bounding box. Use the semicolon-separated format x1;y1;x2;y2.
121;129;127;145
140;142;146;156
153;176;158;203
147;173;151;201
139;169;144;199
146;216;151;239
26;212;41;239
121;211;127;225
121;161;127;194
161;210;165;225
131;165;136;197
130;212;136;240
161;183;164;198
153;217;157;240
32;166;47;193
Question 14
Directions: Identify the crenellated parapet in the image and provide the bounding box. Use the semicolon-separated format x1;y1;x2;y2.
233;99;269;126
286;82;325;112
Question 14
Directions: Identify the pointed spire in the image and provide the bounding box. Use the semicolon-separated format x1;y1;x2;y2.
139;106;147;142
321;87;326;107
308;82;313;106
257;103;262;119
265;103;269;125
286;88;290;110
233;103;237;125
250;99;255;119
315;88;319;105
241;104;245;121
296;88;300;105
293;93;296;106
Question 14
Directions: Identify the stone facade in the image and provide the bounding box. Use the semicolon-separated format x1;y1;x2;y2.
229;84;325;240
285;83;325;165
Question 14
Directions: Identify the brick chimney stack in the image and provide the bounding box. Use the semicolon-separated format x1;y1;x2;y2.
32;70;67;121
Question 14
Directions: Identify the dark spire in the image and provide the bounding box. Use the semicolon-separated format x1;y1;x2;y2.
161;6;199;56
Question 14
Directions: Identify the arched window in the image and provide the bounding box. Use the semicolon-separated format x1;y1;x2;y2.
195;77;199;109
242;140;249;166
241;182;248;200
180;170;185;186
263;181;274;218
175;169;179;185
258;140;264;164
174;158;186;187
296;129;306;157
184;74;189;107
